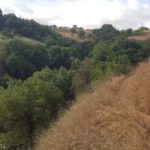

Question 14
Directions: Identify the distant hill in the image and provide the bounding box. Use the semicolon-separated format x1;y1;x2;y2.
0;9;92;81
36;58;150;150
0;9;88;46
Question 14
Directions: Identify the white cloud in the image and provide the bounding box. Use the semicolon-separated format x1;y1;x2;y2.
0;0;150;29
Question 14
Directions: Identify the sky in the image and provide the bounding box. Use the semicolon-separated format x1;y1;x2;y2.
0;0;150;29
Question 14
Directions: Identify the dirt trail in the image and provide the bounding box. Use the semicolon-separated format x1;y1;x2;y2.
36;59;150;150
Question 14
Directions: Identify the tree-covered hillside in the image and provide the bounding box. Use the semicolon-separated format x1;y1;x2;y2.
0;9;150;149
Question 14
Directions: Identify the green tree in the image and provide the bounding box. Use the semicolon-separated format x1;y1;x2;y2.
78;29;85;38
70;28;77;34
93;24;120;42
70;25;78;34
73;58;92;92
51;68;75;104
92;42;112;62
5;39;49;79
0;72;63;149
0;9;2;16
1;29;15;38
0;9;3;29
33;67;75;104
47;46;71;69
5;53;35;79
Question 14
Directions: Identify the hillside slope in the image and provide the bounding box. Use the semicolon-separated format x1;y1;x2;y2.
129;30;150;41
57;31;91;43
36;59;150;150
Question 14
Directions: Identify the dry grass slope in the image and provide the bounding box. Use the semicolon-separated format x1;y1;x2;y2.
58;31;91;43
36;59;150;150
129;30;150;41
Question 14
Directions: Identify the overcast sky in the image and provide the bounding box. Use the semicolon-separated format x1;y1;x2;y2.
0;0;150;29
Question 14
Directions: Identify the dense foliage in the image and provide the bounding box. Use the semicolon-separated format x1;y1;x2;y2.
0;9;150;149
92;24;120;42
5;39;49;79
90;38;150;79
0;68;75;150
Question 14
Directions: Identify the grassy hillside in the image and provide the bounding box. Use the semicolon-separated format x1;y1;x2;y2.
36;58;150;150
57;30;92;43
129;30;150;41
57;31;88;42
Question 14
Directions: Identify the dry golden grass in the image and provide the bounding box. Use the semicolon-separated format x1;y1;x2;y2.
129;30;150;41
36;59;150;150
57;31;91;43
